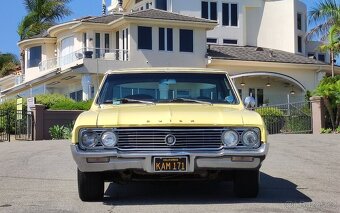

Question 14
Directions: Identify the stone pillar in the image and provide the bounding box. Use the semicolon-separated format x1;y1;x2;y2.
81;74;93;101
310;96;325;134
31;104;46;140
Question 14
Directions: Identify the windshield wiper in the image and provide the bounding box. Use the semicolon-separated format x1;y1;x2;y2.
170;98;212;105
113;98;155;105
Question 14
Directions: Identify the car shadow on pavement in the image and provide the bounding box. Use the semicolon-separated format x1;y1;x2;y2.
102;172;312;205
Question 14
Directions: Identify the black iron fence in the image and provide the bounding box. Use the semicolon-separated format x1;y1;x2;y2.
0;110;11;142
15;110;33;141
255;101;312;134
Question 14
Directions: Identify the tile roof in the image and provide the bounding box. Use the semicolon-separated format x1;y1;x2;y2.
81;14;123;23
82;9;216;24
208;45;326;65
125;9;217;23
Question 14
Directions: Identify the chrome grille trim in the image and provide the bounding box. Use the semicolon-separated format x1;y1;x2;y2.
79;128;261;151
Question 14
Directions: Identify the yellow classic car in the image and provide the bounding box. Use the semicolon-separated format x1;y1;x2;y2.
71;68;269;201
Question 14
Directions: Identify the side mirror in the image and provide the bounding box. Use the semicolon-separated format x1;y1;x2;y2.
244;96;256;109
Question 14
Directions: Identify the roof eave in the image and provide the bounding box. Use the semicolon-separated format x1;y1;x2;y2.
209;58;330;70
18;37;57;49
123;16;217;29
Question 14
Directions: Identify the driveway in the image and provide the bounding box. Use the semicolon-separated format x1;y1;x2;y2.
0;134;339;213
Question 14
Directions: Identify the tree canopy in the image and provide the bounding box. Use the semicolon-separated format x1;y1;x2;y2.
0;53;19;77
18;0;72;40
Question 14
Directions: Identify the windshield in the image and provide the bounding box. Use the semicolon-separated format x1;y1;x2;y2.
97;73;238;105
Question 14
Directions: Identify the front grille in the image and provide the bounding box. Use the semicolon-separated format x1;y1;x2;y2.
89;128;253;151
117;128;226;150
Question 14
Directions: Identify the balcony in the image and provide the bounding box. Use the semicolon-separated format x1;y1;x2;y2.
15;75;25;85
39;48;129;73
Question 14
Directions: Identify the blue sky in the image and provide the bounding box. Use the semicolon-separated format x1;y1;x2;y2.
0;0;315;56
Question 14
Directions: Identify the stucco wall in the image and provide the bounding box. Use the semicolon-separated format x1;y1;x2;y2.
257;0;307;55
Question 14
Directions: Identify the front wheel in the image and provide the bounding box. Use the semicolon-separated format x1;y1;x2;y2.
233;170;259;198
77;169;104;201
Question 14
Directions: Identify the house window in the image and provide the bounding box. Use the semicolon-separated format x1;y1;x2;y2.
223;39;237;45
155;0;167;10
105;33;110;53
115;31;119;49
249;88;263;107
95;33;101;58
201;1;217;20
222;3;238;26
27;46;42;68
83;33;87;49
70;90;83;101
159;28;173;51
138;26;152;50
297;13;302;30
238;89;243;101
297;36;302;53
318;54;325;62
207;38;217;44
180;29;193;52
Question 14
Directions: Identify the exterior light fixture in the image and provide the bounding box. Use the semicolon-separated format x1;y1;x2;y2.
266;77;271;87
290;85;295;95
240;77;245;87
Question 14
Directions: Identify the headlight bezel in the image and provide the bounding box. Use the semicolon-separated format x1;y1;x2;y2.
241;129;261;148
221;129;240;148
80;130;99;149
79;128;119;150
100;131;118;148
221;127;261;149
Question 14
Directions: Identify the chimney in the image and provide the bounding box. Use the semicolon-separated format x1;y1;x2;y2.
102;0;107;15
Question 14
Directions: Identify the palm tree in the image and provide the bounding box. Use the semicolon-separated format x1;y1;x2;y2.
308;0;340;77
18;0;72;40
319;25;340;77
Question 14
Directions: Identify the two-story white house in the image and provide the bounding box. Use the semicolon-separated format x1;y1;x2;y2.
0;0;339;106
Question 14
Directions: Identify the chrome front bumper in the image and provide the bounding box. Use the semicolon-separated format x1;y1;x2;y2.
71;144;269;173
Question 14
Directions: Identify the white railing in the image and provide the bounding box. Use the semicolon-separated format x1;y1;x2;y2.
15;75;25;85
39;48;129;72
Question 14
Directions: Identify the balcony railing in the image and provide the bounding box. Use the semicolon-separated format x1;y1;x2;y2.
39;48;129;72
15;75;25;85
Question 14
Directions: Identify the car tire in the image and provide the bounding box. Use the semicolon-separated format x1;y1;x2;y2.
233;170;259;198
78;169;104;201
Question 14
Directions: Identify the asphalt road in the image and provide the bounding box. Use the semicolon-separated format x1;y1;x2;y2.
0;134;340;213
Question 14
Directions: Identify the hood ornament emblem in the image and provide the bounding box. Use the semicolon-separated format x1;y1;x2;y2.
165;134;176;146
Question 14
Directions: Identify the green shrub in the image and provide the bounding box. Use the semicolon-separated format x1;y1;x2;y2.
49;125;65;140
50;100;92;110
256;107;285;134
0;100;23;134
49;124;74;140
336;126;340;134
282;116;312;133
35;94;74;109
321;128;333;134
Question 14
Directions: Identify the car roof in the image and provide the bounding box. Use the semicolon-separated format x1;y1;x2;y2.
105;67;229;75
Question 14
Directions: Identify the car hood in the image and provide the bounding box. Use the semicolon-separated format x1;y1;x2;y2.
93;104;261;127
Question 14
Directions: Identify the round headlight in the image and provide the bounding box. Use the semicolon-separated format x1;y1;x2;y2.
101;131;118;148
221;130;239;147
242;130;260;148
81;131;98;148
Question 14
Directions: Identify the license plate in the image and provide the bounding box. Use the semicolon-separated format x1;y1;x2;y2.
154;157;187;172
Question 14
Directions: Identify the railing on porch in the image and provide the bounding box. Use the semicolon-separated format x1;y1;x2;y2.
254;101;312;134
39;48;129;72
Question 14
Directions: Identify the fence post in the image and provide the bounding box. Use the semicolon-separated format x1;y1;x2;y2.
310;96;325;134
31;104;45;140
